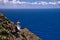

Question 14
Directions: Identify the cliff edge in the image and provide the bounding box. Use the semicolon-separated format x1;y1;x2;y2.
0;14;41;40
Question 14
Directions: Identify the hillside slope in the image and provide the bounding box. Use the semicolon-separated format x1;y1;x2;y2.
0;14;41;40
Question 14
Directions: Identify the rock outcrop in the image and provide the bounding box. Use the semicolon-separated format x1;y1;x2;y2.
0;14;41;40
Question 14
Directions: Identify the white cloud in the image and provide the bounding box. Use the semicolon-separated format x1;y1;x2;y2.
1;0;60;5
12;1;60;5
0;1;60;9
0;0;2;1
57;1;60;4
48;2;57;5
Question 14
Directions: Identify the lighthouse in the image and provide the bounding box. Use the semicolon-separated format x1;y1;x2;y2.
16;21;21;31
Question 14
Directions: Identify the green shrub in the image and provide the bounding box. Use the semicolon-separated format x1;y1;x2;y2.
0;25;4;32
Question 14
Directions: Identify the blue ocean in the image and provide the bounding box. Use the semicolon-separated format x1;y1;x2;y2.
0;9;60;40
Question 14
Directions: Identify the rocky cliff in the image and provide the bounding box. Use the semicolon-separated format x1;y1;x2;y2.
0;14;41;40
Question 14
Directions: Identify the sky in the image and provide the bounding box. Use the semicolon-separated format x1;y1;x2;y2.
0;0;60;9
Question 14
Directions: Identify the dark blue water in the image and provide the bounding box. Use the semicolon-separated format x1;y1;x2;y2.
0;9;60;40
